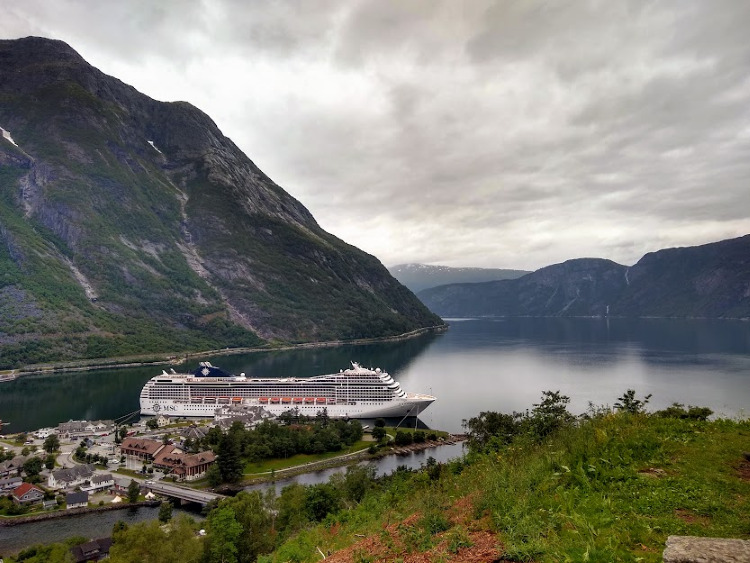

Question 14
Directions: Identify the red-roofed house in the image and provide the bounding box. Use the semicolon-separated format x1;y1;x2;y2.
12;482;44;505
153;449;217;481
120;437;166;462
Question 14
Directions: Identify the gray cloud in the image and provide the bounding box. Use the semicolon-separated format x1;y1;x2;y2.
2;0;750;270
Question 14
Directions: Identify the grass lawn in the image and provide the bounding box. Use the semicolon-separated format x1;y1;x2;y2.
244;440;372;475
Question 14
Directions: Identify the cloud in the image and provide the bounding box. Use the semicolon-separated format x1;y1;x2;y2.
2;0;750;270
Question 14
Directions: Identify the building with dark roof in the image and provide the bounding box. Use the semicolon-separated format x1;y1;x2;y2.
70;537;113;562
66;490;89;509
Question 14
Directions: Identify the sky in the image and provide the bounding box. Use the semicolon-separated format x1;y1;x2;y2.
3;1;750;271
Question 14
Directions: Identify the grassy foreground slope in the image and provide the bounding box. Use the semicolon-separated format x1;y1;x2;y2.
267;408;750;562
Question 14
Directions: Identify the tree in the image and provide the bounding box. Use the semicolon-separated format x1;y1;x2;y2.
615;389;652;414
204;506;242;563
146;418;159;430
23;456;44;479
158;501;173;523
527;390;574;439
217;425;244;484
45;453;56;470
372;426;386;442
43;434;60;453
108;516;203;563
127;479;140;503
374;418;386;428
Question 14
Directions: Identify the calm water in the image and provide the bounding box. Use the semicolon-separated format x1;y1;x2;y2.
2;317;750;552
1;317;749;433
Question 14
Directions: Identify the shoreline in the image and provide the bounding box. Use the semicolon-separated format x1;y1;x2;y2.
220;435;467;492
0;500;161;527
1;325;447;379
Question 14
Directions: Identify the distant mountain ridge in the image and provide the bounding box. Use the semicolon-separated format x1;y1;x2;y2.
418;235;750;318
389;263;529;293
0;37;442;368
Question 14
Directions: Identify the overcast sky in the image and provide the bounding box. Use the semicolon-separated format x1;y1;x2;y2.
3;1;750;270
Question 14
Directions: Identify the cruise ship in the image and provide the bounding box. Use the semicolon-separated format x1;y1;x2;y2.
139;362;435;419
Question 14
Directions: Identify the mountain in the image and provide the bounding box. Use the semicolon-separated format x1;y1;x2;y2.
388;263;529;293
418;235;750;318
0;37;443;368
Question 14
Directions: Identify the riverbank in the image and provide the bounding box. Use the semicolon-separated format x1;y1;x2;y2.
0;325;446;378
0;500;160;527
219;434;467;492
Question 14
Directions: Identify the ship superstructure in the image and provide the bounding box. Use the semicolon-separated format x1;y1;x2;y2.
139;362;435;419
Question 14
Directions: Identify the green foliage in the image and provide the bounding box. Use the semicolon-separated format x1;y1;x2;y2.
614;388;652;414
204;506;243;563
656;402;713;421
126;479;140;503
22;456;44;478
108;515;203;563
158;501;172;523
43;434;60;453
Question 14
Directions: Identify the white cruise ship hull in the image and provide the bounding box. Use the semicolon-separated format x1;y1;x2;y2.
140;394;434;419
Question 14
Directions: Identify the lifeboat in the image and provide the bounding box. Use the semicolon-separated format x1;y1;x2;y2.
204;397;216;403
258;397;269;404
281;397;292;403
316;397;328;404
232;397;242;403
304;398;315;404
293;398;304;404
218;397;230;404
270;397;280;404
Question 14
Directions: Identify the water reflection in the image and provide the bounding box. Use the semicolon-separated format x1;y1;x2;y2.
1;318;748;434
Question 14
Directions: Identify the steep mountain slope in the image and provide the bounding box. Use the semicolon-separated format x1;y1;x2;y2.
420;258;626;317
419;236;750;318
0;37;442;368
388;263;529;293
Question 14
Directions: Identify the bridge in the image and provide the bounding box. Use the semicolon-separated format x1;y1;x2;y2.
144;480;226;506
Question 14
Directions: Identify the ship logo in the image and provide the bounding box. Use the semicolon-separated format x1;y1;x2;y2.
201;367;210;376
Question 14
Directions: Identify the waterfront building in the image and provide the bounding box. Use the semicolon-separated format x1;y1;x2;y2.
48;464;96;490
152;449;216;481
70;537;113;563
12;482;44;505
66;490;89;509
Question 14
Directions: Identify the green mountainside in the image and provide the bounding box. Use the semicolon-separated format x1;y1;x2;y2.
419;235;750;318
0;37;442;368
388;263;529;293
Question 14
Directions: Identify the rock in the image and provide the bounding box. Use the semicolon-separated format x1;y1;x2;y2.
663;535;750;562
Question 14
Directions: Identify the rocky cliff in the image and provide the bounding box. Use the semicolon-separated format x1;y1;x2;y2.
0;37;442;368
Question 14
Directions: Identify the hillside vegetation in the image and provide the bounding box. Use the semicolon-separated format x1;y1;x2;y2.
11;393;749;563
0;37;442;368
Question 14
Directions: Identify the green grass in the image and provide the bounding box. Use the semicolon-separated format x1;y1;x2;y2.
244;440;372;475
264;413;750;562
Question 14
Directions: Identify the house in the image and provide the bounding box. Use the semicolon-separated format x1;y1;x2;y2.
0;455;28;478
81;473;114;493
180;425;207;442
57;420;114;439
70;537;113;562
120;437;167;462
66;490;89;509
152;449;217;481
12;482;44;505
155;414;172;427
0;476;23;491
48;464;96;490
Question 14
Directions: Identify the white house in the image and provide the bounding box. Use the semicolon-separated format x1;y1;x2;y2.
48;464;95;490
81;473;114;493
